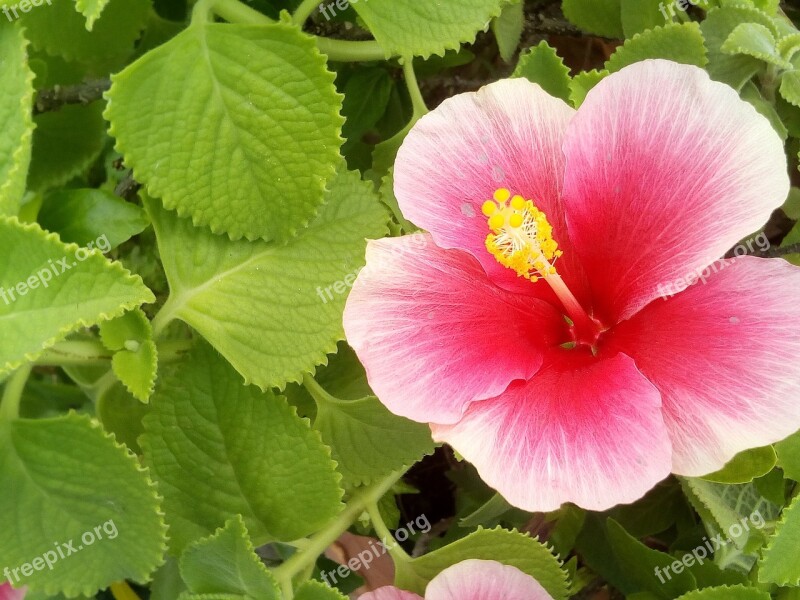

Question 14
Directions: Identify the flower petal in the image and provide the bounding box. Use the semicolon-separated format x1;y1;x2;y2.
431;349;672;511
394;78;589;302
359;587;422;600
426;559;553;600
608;256;800;476
344;235;566;425
562;59;789;323
0;584;25;600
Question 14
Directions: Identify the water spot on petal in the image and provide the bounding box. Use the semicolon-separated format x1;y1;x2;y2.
461;203;475;218
491;165;505;182
478;153;489;164
729;316;740;324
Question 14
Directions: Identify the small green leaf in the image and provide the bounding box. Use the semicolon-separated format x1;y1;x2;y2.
676;585;771;600
27;103;105;192
741;81;788;140
759;495;800;585
310;377;435;487
620;0;668;38
701;446;778;484
0;217;154;376
721;22;791;68
569;69;608;107
395;527;569;599
0;414;167;597
777;33;800;62
38;188;149;249
701;6;775;90
75;0;111;30
178;516;280;600
146;167;388;390
140;341;344;553
350;0;506;58
780;70;800;107
605;22;707;73
96;381;150;453
294;581;348;600
107;21;344;242
562;0;623;38
493;0;524;62
775;430;800;480
100;309;157;403
512;41;571;102
0;24;34;217
606;518;697;599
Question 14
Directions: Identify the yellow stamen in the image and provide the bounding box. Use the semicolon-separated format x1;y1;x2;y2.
481;200;498;217
484;189;562;281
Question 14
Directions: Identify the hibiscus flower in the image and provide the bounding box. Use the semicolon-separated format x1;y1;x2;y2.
343;59;800;512
360;559;552;600
0;583;25;600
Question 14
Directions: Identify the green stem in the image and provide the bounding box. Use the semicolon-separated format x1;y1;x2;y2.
315;38;386;62
303;373;339;406
193;0;272;25
0;365;32;421
271;471;404;589
366;500;412;564
401;57;428;119
34;339;194;367
293;0;320;25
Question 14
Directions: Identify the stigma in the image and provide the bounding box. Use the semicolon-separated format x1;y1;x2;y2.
482;188;562;282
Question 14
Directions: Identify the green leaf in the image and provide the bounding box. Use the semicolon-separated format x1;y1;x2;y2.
340;67;393;166
75;0;111;30
38;188;149;249
493;0;524;62
178;516;280;600
676;586;771;600
741;81;788;140
759;495;800;585
0;217;154;376
309;377;434;487
294;581;348;600
620;0;669;38
605;22;707;73
777;33;800;62
395;527;569;599
99;308;157;403
780;70;800;107
562;0;623;38
21;0;150;71
775;430;800;481
27;103;105;192
512;41;571;102
607;519;697;598
147;167;387;390
96;381;150;453
107;21;344;242
569;69;608;107
0;413;166;597
701;446;778;484
350;0;506;59
721;22;791;68
140;341;344;554
0;24;34;217
701;6;776;90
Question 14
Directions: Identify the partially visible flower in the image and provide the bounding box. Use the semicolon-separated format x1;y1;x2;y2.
359;559;552;600
344;59;800;512
0;583;25;600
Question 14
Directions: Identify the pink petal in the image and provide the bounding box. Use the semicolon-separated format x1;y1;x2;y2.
426;559;554;600
344;235;566;425
0;584;25;600
359;587;422;600
431;349;672;511
394;78;590;304
608;256;800;476
562;59;789;323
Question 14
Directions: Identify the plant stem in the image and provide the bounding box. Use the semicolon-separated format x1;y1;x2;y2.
401;57;428;119
293;0;320;25
366;500;412;564
303;373;340;406
271;471;404;590
34;339;194;367
193;0;272;25
315;38;386;62
0;365;32;421
109;582;143;600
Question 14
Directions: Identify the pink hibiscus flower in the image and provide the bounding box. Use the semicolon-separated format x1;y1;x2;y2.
343;59;800;512
359;559;552;600
0;583;25;600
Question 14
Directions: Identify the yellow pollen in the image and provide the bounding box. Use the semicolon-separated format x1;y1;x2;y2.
484;188;562;281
